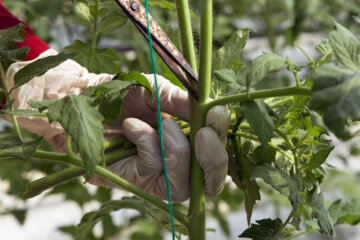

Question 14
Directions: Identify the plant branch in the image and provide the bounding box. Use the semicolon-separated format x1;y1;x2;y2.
65;133;73;156
230;130;293;160
206;86;312;112
175;0;198;73
19;149;189;228
186;0;213;239
275;128;300;173
0;57;23;141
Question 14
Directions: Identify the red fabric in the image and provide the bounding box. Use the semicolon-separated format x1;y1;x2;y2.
0;0;50;60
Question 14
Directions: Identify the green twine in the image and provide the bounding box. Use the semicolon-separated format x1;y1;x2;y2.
144;1;176;240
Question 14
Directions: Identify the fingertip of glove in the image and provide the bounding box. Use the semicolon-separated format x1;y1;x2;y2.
122;118;157;142
206;105;231;134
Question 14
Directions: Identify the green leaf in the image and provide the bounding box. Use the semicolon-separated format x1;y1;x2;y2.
0;133;43;161
303;146;334;170
246;52;285;90
0;158;31;197
76;197;149;240
285;56;306;73
63;40;120;74
13;52;78;89
27;99;55;112
74;1;93;26
329;19;360;72
214;28;254;71
113;71;153;97
238;218;283;240
81;79;133;122
100;90;128;122
242;100;274;148
98;13;127;34
228;139;261;224
251;164;302;205
310;64;360;139
0;24;26;47
305;186;334;236
29;95;104;179
329;199;360;226
0;24;29;70
144;0;176;10
11;209;26;225
214;69;237;83
315;39;334;64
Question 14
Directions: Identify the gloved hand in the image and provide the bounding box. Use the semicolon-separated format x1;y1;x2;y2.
4;49;231;202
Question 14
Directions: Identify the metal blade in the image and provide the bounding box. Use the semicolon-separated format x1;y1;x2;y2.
115;0;199;99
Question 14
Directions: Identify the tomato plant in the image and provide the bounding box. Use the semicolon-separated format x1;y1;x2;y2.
1;0;360;239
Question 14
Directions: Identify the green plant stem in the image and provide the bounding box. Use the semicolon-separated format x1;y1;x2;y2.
65;133;73;156
284;230;311;240
186;0;213;239
206;86;312;112
175;0;198;73
275;128;300;173
175;0;205;238
269;97;293;108
283;209;295;227
294;72;300;87
230;130;293;160
103;137;127;150
23;149;189;228
0;57;23;141
92;0;99;50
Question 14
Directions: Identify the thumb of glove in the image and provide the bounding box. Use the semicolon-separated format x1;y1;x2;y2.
195;105;231;198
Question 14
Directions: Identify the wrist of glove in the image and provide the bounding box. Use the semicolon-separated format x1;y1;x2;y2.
4;49;231;202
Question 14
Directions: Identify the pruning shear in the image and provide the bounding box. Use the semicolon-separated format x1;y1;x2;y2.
115;0;199;100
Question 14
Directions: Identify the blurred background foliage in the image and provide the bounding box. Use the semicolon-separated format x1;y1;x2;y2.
1;0;360;239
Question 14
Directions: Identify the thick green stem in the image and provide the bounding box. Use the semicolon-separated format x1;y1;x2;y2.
186;0;213;239
206;86;313;112
26;149;189;227
175;0;205;238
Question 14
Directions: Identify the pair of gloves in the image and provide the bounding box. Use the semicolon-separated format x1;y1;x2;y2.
4;49;230;202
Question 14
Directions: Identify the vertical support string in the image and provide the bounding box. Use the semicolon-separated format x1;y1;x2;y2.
144;1;176;239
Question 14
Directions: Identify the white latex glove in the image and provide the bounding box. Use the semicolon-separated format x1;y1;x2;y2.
4;49;231;202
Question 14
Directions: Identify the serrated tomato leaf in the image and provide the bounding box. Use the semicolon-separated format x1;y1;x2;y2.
214;68;237;83
63;40;120;74
76;197;149;240
29;95;104;179
0;24;29;71
305;186;334;236
74;1;93;26
13;52;78;89
303;146;334;170
81;79;134;122
246;52;285;90
242;100;274;148
238;218;283;240
98;13;127;34
251;164;302;205
228;140;261;224
329;19;360;72
329;199;360;226
113;71;153;97
214;28;254;71
310;64;360;139
0;132;43;161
